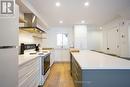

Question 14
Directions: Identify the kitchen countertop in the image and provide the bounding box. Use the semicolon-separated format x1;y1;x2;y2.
69;48;80;52
19;50;50;66
71;50;130;69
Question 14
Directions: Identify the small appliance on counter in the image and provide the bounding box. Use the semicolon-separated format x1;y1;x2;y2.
19;43;37;55
35;44;40;52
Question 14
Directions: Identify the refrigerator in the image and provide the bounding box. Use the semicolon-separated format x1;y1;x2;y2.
0;4;19;87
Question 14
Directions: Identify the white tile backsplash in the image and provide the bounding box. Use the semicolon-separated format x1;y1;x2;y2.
19;29;43;46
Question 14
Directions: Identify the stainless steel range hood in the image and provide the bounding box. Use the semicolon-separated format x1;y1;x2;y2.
19;13;46;33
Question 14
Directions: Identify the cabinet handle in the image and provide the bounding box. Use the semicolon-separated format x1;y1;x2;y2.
122;35;125;38
117;45;119;48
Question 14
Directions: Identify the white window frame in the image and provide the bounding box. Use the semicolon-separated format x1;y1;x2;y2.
57;33;68;48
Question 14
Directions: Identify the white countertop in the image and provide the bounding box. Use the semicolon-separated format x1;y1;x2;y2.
19;50;50;66
19;54;39;66
71;50;130;69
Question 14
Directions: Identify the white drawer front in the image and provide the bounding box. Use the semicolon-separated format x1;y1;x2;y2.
19;58;40;87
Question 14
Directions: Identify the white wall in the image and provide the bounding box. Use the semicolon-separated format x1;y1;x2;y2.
19;30;43;46
43;27;74;62
87;25;103;51
43;26;103;62
43;27;74;48
74;25;103;51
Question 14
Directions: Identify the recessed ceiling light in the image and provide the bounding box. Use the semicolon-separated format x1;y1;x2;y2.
56;2;61;7
99;27;103;30
59;20;63;24
84;2;90;7
81;20;85;24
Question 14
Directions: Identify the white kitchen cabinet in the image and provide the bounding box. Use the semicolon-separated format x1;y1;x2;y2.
102;30;108;52
50;50;55;66
74;25;87;50
54;49;70;62
119;20;130;57
102;19;130;57
103;26;120;56
18;57;40;87
128;24;130;57
107;26;120;55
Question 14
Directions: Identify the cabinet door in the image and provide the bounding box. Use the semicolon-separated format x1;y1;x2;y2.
120;22;129;57
18;58;40;87
50;50;55;66
74;25;87;50
128;24;130;57
54;49;70;62
103;30;108;53
107;27;120;55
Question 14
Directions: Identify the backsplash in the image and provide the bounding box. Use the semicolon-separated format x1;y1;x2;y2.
19;29;43;47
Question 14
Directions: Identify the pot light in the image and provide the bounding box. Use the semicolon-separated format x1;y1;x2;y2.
59;20;63;24
81;20;85;24
84;2;90;7
56;2;61;7
99;27;103;30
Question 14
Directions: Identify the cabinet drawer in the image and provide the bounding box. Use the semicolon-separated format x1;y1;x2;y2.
26;71;39;87
19;58;39;79
19;68;39;87
18;58;40;87
28;73;39;87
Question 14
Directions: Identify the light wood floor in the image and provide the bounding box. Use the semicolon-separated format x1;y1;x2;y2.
43;62;75;87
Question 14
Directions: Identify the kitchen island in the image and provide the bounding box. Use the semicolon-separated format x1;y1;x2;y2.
70;50;130;87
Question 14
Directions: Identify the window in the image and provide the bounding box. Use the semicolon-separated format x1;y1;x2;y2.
57;33;68;48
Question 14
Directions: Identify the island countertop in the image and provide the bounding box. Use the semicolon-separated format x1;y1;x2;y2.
71;50;130;69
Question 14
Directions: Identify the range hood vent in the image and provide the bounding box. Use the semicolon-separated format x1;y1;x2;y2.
20;13;46;33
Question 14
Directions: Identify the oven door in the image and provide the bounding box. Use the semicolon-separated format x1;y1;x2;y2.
42;54;50;75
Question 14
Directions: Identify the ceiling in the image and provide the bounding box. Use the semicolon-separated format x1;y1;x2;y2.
16;0;31;13
20;0;130;27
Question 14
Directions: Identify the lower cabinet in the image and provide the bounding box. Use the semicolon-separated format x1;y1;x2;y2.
18;57;40;87
71;55;82;87
50;50;55;67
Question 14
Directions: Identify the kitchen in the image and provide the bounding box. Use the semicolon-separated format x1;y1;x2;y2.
0;0;130;87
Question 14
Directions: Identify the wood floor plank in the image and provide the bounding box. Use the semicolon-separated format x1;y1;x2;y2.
43;63;75;87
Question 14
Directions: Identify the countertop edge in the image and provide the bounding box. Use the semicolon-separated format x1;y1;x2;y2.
71;50;130;70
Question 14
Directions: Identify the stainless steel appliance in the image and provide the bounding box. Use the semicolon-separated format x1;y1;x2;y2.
19;13;46;33
39;53;50;87
43;54;50;75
